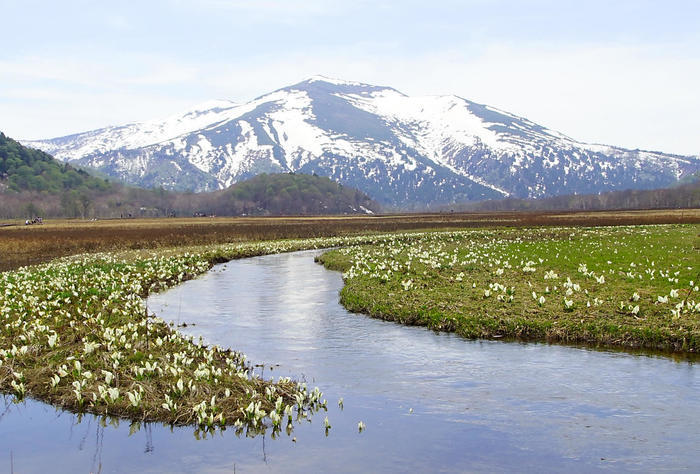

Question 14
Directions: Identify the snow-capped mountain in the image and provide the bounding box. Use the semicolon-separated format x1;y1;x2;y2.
26;75;700;207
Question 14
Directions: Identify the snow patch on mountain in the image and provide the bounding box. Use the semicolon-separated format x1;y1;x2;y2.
341;89;508;152
265;89;325;166
308;75;369;87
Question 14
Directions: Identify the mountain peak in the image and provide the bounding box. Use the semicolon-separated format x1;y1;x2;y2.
306;75;366;86
23;78;700;207
283;75;401;95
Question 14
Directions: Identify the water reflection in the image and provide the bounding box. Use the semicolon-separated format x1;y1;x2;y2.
2;250;699;472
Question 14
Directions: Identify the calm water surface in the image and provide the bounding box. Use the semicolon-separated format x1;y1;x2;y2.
3;250;699;472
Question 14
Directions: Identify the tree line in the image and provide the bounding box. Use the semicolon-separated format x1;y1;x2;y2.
446;180;700;212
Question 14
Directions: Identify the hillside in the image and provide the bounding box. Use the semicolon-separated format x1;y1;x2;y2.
203;173;378;215
0;132;111;194
0;133;379;218
26;76;700;207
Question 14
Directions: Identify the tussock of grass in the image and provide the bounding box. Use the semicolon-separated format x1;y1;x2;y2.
318;224;700;353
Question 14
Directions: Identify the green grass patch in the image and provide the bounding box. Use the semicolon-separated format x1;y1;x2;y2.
318;224;700;353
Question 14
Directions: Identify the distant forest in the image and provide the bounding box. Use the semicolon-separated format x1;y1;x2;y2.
192;172;377;216
0;132;114;217
0;132;379;218
446;180;700;212
0;132;111;194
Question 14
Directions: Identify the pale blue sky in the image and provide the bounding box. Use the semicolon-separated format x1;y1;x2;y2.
1;0;698;154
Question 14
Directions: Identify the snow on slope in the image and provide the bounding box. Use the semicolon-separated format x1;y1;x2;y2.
340;89;508;151
29;100;241;160
24;76;700;206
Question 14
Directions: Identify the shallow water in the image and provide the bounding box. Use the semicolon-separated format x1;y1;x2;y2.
3;250;699;472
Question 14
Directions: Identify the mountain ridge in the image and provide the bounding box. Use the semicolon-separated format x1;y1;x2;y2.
25;76;700;207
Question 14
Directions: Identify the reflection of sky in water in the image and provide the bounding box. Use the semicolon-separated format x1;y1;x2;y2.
3;250;699;472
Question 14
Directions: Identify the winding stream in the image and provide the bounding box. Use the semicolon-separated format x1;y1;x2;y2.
3;249;699;472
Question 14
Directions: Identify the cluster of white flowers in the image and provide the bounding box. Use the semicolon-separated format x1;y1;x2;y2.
1;237;374;432
330;225;699;332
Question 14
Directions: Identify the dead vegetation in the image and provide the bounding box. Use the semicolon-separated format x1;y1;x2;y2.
1;209;698;272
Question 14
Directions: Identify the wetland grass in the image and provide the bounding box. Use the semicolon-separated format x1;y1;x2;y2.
0;215;698;436
318;224;700;353
1;208;697;272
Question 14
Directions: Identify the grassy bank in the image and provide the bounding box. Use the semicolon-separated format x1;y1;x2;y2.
318;224;700;353
0;234;404;433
